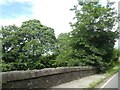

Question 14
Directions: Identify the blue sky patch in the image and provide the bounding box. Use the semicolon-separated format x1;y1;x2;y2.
1;2;32;19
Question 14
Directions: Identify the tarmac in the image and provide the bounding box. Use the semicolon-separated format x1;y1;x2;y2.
51;74;106;88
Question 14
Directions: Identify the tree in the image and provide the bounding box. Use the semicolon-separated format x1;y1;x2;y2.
2;19;57;71
2;25;20;63
20;19;56;62
70;1;119;71
55;33;74;66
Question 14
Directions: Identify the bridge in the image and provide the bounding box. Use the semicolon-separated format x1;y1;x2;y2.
2;66;97;89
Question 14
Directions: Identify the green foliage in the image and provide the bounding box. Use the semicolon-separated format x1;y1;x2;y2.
1;19;57;71
55;33;74;67
71;2;119;72
55;2;119;72
110;49;120;66
1;2;120;72
2;60;11;72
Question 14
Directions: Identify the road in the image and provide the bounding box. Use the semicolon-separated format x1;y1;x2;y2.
101;73;119;89
51;74;106;88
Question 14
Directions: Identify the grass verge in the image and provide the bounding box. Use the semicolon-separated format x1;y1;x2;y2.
88;63;120;88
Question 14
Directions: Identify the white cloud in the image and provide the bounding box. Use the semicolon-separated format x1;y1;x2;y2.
0;16;31;26
0;0;78;37
31;0;78;37
0;0;120;37
0;0;34;26
0;0;33;4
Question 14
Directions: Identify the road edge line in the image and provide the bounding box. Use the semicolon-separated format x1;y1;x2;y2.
101;73;118;88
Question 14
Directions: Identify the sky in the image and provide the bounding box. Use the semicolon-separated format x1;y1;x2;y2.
0;0;78;37
0;0;120;48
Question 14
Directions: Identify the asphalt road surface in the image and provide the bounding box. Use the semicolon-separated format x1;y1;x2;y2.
101;73;119;89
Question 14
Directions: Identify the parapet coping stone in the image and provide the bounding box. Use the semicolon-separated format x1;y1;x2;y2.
2;66;96;83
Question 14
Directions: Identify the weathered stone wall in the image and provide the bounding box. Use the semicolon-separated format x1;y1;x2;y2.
2;66;97;89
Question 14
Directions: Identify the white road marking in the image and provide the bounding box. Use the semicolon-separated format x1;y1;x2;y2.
101;73;118;88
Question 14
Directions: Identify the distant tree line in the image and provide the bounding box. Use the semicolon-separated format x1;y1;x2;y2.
1;1;120;72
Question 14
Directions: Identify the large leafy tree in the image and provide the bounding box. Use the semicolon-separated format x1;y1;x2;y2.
2;19;57;71
20;19;56;62
55;1;119;72
70;1;119;71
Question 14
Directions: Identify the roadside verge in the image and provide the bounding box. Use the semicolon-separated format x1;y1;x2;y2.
88;65;120;89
